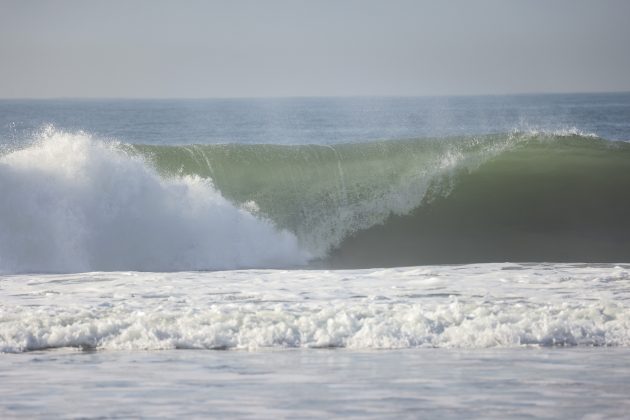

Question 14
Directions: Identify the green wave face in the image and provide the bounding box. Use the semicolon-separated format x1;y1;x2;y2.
131;133;630;266
131;134;510;256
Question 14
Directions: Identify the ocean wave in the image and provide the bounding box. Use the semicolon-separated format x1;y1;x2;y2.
1;127;630;273
132;130;630;267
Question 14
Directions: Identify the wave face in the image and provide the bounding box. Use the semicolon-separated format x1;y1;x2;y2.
1;128;630;272
132;131;630;267
0;128;307;273
329;134;630;267
131;133;515;258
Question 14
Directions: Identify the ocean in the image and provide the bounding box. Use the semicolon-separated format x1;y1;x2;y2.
1;93;630;418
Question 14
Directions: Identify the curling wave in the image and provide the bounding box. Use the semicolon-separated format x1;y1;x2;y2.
1;127;630;272
132;130;630;267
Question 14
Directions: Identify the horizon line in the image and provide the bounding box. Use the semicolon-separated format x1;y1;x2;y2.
1;90;630;101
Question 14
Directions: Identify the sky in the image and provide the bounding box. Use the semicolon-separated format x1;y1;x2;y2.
1;0;629;98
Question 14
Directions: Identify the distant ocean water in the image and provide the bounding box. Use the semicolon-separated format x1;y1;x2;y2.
1;94;630;417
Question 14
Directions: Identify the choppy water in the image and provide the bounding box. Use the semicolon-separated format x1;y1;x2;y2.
1;94;630;417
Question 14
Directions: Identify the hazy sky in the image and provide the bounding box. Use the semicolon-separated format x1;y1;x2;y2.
1;0;629;98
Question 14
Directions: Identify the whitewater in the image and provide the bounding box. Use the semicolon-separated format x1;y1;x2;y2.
1;94;630;418
0;128;307;273
2;264;630;352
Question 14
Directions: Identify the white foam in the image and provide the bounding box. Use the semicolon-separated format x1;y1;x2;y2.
0;127;308;273
1;263;628;352
512;126;600;139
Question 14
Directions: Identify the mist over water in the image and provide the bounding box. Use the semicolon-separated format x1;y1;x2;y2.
2;93;630;146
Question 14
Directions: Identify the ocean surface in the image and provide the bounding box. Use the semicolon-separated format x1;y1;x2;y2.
1;93;630;418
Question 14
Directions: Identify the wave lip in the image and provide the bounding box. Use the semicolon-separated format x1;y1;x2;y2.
0;127;308;273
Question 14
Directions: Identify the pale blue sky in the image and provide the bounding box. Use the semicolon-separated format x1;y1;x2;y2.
1;0;629;98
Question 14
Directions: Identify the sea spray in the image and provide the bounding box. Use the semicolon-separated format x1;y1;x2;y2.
0;128;308;273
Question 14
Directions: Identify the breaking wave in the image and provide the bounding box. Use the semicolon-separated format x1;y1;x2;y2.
1;126;630;272
0;128;307;273
132;129;630;267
